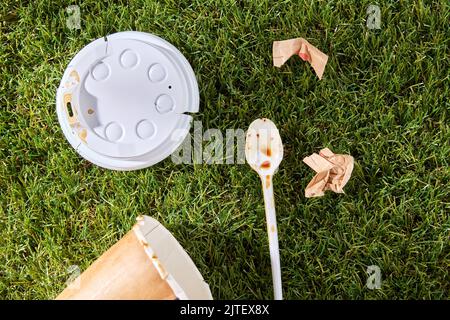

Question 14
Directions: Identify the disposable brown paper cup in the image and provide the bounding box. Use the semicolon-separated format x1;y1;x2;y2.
56;216;212;300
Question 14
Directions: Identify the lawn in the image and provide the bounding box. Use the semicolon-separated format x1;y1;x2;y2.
0;0;449;299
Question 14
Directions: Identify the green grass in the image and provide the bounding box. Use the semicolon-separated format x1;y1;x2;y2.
0;0;449;299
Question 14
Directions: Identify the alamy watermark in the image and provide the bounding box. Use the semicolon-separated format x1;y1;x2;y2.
65;264;81;290
171;121;246;165
66;5;81;30
366;4;381;30
366;265;382;289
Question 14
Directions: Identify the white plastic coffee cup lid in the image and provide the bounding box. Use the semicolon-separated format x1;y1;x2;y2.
56;31;198;170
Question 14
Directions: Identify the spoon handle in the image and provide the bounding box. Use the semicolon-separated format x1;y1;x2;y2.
261;174;283;300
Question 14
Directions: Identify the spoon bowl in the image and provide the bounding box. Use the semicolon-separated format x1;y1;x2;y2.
245;118;284;176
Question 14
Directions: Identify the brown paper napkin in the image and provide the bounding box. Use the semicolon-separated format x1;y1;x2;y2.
303;148;354;197
273;37;328;79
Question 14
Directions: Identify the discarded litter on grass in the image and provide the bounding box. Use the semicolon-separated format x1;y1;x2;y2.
273;37;328;79
303;148;354;197
245;118;284;300
56;31;199;171
56;216;212;300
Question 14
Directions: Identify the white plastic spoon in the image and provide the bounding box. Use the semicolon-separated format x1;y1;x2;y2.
245;118;284;300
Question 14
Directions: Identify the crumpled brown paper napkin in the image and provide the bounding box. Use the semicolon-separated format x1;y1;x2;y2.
273;37;329;79
303;148;354;198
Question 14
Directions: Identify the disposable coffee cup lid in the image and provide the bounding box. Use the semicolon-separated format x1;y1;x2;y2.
56;31;198;170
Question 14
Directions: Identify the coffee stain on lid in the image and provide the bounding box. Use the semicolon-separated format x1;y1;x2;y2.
78;129;87;143
63;93;79;120
63;93;72;105
69;70;80;83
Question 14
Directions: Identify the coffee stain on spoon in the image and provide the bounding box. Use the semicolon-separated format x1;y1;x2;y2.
261;161;271;169
265;175;271;188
